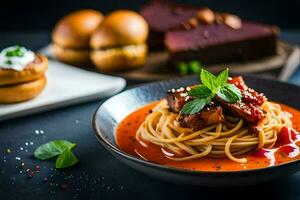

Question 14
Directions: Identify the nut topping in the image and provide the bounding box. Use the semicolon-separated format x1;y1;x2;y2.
214;12;224;24
222;13;242;29
196;8;215;24
188;17;198;28
182;17;198;30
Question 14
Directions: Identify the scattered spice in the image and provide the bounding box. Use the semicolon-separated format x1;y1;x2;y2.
60;182;68;191
6;148;11;154
279;151;287;158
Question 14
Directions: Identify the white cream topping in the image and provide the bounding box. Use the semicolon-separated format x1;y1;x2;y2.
0;46;35;71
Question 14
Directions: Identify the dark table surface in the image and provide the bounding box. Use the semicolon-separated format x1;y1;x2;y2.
1;30;300;200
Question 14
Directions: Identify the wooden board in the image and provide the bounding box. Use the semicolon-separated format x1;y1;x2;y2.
40;41;300;81
116;41;299;81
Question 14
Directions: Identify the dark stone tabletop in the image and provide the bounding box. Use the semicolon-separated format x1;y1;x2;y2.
0;31;300;200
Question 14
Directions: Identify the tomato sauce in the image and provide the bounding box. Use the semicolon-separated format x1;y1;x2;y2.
115;102;300;171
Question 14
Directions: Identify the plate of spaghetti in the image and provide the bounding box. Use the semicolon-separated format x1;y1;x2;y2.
93;68;300;186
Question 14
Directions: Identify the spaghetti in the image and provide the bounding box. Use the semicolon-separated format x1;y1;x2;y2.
136;100;292;163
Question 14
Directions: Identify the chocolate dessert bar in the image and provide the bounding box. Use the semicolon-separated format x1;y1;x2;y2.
140;0;199;49
166;21;277;64
141;0;278;64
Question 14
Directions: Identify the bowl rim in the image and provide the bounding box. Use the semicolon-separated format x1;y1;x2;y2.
93;75;300;175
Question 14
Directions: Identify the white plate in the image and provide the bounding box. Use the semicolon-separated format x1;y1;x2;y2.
0;60;126;121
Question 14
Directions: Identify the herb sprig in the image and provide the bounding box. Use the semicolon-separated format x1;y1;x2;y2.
5;45;25;57
177;61;204;75
34;140;78;169
181;68;242;114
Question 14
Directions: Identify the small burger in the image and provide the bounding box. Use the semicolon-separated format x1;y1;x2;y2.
90;10;149;71
52;9;104;65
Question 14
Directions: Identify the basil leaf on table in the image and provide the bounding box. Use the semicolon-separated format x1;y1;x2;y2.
34;140;76;160
55;148;78;169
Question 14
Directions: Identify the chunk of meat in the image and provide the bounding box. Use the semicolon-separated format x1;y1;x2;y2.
242;88;266;106
167;86;224;130
224;76;266;124
166;79;266;129
215;96;265;125
228;76;266;106
179;104;224;131
228;76;248;91
166;87;191;113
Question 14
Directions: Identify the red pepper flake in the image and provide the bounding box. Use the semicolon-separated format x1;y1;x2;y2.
278;151;287;158
60;182;68;191
27;171;35;178
214;162;222;171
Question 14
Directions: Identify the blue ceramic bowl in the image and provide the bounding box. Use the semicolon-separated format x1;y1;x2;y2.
93;75;300;187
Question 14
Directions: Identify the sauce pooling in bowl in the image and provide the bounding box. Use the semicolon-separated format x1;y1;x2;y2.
116;102;300;172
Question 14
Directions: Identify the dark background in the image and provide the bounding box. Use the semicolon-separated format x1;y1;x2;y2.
0;0;299;31
1;1;300;199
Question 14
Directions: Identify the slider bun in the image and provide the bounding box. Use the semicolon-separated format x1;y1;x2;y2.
0;54;48;86
51;43;90;65
90;43;147;71
52;9;104;48
0;76;46;103
90;10;148;49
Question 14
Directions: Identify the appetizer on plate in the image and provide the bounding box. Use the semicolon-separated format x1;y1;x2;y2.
52;9;104;65
0;45;48;103
116;69;300;171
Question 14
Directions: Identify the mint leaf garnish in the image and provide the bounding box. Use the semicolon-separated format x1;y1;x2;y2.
187;85;212;99
181;97;212;114
216;68;229;86
200;69;219;92
217;83;242;103
179;68;242;114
